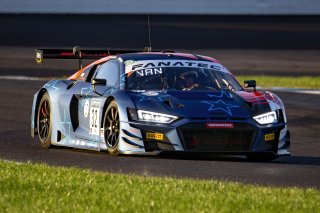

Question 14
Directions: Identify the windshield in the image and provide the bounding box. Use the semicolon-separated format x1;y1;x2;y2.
125;67;242;92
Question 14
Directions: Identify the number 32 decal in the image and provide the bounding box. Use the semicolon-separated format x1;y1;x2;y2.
89;99;101;135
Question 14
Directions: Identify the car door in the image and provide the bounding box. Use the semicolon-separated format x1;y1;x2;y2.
73;59;121;141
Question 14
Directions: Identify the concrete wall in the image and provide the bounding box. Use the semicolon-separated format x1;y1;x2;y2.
1;0;320;15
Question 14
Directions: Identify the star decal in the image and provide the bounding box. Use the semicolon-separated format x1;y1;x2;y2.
202;99;240;116
44;80;59;91
119;73;126;87
207;90;233;99
86;131;100;149
134;93;171;103
59;109;72;142
79;85;92;108
104;88;116;95
80;85;92;97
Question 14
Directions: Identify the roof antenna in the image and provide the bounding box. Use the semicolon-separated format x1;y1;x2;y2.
147;15;152;52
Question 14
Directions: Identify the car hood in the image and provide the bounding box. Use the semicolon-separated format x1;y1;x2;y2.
127;90;253;119
234;90;284;115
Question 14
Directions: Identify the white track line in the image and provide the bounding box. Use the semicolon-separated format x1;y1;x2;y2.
294;90;320;95
0;75;52;81
266;87;320;95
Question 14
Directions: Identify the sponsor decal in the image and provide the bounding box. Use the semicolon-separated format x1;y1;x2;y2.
136;68;162;77
265;133;275;141
206;122;234;128
125;60;226;74
146;132;163;140
129;128;140;133
89;99;101;135
83;99;89;118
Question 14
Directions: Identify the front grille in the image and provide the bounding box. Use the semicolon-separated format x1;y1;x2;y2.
144;141;160;151
178;123;257;152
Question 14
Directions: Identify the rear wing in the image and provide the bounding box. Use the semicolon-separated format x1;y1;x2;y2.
34;46;148;69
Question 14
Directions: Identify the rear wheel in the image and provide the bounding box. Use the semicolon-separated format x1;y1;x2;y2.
37;92;52;148
103;100;120;156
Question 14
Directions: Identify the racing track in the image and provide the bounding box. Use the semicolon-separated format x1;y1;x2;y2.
0;15;319;189
0;79;319;189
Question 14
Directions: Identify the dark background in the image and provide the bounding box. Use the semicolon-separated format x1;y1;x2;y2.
1;14;320;49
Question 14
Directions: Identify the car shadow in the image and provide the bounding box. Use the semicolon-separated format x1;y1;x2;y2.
154;153;320;166
273;155;320;166
49;145;320;167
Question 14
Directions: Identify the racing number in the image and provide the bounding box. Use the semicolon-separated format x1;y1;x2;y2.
91;109;98;128
89;99;101;135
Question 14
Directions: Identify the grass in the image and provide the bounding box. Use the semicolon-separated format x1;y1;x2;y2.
0;160;319;213
236;76;320;89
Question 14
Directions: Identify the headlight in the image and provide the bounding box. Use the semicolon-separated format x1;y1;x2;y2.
253;111;278;124
137;110;178;124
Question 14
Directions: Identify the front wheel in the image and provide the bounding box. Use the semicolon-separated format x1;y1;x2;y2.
37;92;52;148
103;100;120;156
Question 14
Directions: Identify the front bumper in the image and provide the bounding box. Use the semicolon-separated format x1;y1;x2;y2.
119;117;289;156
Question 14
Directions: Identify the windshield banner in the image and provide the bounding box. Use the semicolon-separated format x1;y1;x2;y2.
124;60;229;74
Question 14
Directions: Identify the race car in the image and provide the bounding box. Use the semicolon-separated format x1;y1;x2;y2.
31;46;290;161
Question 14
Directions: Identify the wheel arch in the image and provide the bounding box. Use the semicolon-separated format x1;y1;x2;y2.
33;88;48;134
100;96;115;129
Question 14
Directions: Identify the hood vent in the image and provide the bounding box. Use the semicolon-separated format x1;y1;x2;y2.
162;99;173;108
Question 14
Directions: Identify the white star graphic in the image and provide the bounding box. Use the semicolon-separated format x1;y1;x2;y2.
202;99;239;116
59;109;72;142
134;93;171;103
207;90;233;99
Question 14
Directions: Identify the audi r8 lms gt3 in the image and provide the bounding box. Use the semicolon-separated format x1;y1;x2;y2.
31;47;290;161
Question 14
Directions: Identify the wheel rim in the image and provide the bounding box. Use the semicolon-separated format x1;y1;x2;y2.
39;100;50;141
104;106;119;148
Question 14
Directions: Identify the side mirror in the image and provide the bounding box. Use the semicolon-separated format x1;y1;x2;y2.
244;80;256;91
91;78;106;95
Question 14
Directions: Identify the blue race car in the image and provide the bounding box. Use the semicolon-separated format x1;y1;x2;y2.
31;47;290;161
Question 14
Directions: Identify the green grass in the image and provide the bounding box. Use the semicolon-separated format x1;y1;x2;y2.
0;160;319;213
236;76;320;89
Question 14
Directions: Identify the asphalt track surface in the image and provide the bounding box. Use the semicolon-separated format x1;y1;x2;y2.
0;15;319;189
0;78;320;189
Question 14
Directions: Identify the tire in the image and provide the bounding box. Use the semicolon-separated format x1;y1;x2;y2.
246;153;278;162
37;92;52;148
103;100;120;156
